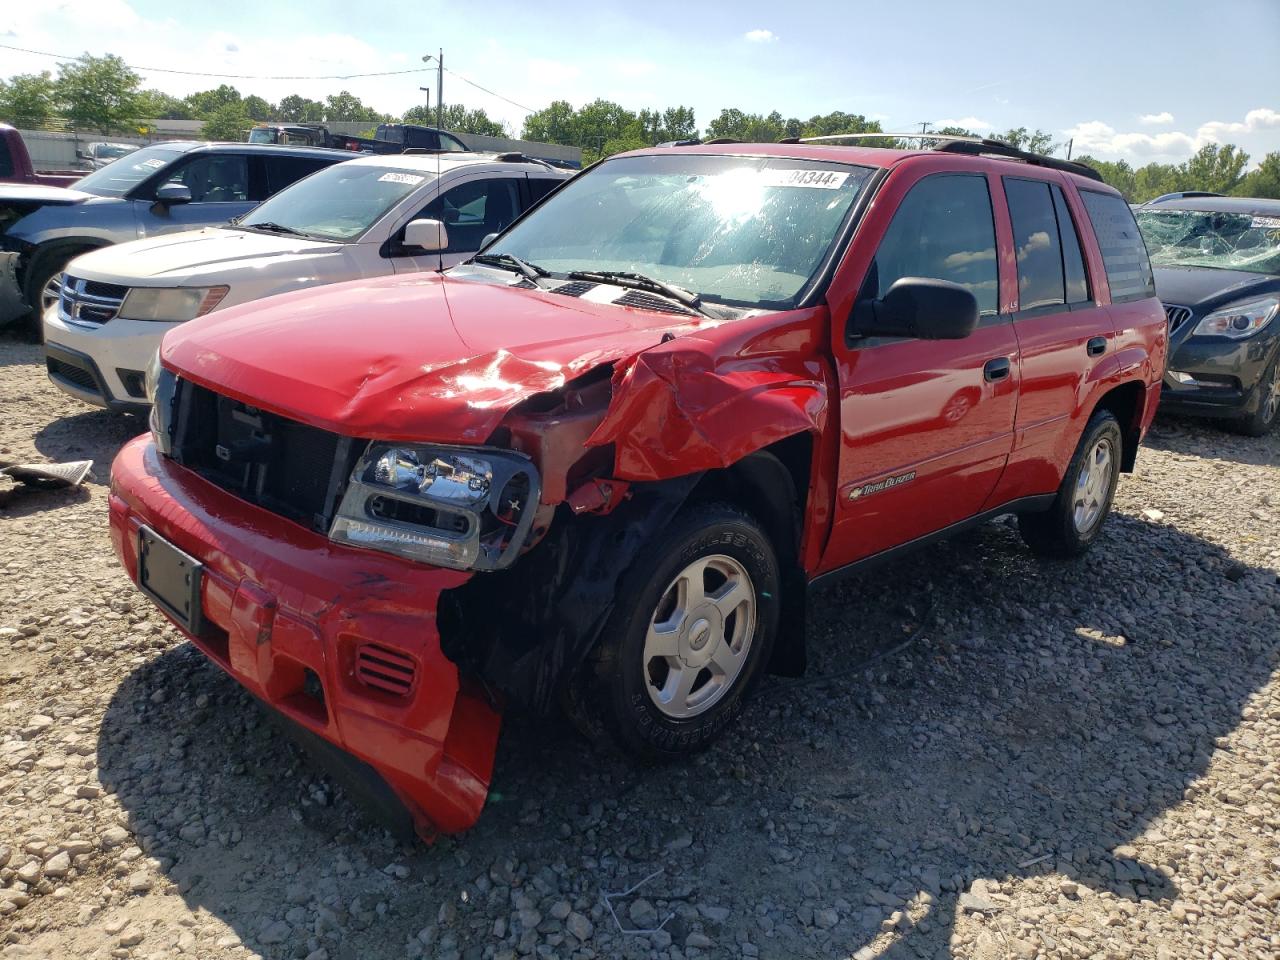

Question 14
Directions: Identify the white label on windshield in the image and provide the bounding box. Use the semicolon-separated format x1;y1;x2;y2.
1251;215;1280;229
379;172;425;185
141;158;167;169
761;169;849;189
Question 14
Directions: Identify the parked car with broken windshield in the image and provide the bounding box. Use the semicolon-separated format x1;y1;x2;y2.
1137;196;1280;435
109;136;1165;838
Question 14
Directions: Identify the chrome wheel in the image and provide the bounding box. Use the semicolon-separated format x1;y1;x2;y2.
1072;437;1114;534
1263;364;1280;425
642;554;757;720
41;272;64;313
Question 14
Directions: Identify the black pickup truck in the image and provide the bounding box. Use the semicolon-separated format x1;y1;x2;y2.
247;123;471;154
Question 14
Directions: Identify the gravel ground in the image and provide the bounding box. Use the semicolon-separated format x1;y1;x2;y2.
1;330;1278;960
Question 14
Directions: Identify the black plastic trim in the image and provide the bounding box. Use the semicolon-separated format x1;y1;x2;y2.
807;493;1058;591
44;340;149;413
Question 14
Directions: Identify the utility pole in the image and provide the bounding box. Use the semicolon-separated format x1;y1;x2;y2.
918;121;932;135
1066;138;1074;160
418;88;430;116
422;50;443;129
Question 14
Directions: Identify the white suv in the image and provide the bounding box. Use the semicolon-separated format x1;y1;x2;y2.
43;153;568;411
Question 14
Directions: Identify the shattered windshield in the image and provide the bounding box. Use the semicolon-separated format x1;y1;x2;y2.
484;153;875;309
1136;208;1280;275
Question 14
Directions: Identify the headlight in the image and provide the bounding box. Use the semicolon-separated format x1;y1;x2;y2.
1192;296;1279;340
119;286;229;322
145;350;177;454
329;444;541;571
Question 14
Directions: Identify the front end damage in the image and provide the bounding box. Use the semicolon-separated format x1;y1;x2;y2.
112;300;833;838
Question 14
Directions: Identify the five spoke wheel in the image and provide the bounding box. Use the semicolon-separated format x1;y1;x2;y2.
1072;436;1114;534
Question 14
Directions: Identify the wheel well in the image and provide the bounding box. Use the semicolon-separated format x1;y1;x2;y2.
1093;381;1146;472
23;240;105;296
688;432;812;676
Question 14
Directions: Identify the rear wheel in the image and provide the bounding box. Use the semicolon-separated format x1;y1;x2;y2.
1018;409;1123;558
571;502;780;760
1230;355;1280;438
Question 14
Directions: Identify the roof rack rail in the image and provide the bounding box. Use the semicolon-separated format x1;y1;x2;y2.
775;132;1103;183
493;151;556;169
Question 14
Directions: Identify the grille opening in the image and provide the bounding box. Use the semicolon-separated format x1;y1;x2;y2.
46;356;99;394
614;289;696;315
1164;304;1193;335
354;643;416;697
116;368;146;399
548;280;597;298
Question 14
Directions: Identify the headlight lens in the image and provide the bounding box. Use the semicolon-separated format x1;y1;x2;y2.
145;350;177;454
329;444;541;571
119;286;229;322
1192;296;1279;340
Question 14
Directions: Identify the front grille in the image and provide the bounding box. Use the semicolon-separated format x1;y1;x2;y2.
615;289;697;315
59;275;128;326
354;643;416;696
170;382;362;532
46;355;99;394
1164;303;1193;336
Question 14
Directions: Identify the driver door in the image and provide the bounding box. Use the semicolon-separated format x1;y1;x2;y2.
134;154;258;237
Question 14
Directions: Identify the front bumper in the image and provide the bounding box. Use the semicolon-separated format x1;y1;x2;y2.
44;305;171;412
109;435;502;837
1159;329;1280;420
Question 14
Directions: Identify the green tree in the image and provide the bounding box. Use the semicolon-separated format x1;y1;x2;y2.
324;90;383;122
201;102;252;141
0;71;57;126
935;125;978;138
55;54;141;133
1074;155;1137;200
1181;143;1249;195
136;89;193;120
522;100;578;145
242;95;274;122
999;126;1059;155
1234;152;1280;199
402;103;507;136
705;108;787;142
278;94;325;122
183;84;242;118
1132;162;1182;202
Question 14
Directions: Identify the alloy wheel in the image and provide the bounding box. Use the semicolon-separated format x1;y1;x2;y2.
1072;437;1114;534
642;554;757;719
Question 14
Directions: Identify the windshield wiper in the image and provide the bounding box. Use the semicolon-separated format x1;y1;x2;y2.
238;221;307;237
565;270;715;318
470;253;550;285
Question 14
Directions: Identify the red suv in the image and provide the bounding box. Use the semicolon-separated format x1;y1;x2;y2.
109;138;1166;837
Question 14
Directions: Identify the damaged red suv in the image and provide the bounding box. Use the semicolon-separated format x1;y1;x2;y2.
109;138;1166;837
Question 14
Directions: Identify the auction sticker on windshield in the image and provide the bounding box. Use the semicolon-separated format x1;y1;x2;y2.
760;169;850;189
1252;216;1280;229
379;172;425;185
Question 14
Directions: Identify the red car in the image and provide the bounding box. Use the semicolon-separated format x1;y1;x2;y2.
109;137;1166;837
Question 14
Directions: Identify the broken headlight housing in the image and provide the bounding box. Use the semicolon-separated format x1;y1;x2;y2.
329;444;541;571
144;349;177;455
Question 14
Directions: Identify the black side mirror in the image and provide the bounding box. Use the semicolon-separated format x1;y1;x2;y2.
851;277;979;341
153;183;193;208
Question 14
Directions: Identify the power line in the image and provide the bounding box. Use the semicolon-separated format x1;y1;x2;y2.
441;66;536;114
0;42;436;81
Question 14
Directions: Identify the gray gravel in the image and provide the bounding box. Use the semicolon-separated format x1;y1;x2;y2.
2;331;1278;960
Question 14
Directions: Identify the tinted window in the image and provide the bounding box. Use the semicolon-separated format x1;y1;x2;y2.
163;154;249;203
1080;191;1156;302
404;128;438;150
1005;179;1065;310
1053;186;1090;304
421;178;520;253
0;139;12;178
868;174;998;316
440;133;469;153
263;155;334;194
526;176;561;204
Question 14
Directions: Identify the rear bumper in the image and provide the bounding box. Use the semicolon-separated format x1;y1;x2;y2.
108;434;501;837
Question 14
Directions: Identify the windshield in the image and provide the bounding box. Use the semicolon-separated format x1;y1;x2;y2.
74;145;184;197
484;153;875;309
95;144;133;160
235;162;434;241
1137;208;1280;275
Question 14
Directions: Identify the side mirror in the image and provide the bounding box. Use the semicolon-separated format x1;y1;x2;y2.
851;277;979;340
154;183;193;206
403;218;448;252
480;232;499;249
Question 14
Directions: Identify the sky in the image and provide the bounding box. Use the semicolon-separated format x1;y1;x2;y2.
3;0;1279;167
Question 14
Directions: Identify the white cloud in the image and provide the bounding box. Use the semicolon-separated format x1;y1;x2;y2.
614;59;658;79
744;29;777;43
1066;107;1280;161
1138;111;1173;125
936;116;993;130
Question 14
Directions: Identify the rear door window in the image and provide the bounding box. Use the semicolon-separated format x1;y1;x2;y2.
526;176;562;205
262;155;334;196
866;173;999;316
1052;186;1090;304
1005;179;1066;311
417;178;521;253
1080;190;1156;302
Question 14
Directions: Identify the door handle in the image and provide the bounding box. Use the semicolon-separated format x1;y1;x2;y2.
1087;336;1107;357
983;357;1011;382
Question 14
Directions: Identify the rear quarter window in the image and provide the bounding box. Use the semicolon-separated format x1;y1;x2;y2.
1080;191;1156;303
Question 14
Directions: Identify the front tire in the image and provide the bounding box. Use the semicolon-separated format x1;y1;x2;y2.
573;501;780;761
1230;355;1280;438
1018;409;1123;558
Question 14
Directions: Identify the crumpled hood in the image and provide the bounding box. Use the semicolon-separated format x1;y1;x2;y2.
70;227;345;285
163;272;711;442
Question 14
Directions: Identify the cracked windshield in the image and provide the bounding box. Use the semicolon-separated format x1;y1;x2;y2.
487;154;874;308
1136;207;1280;274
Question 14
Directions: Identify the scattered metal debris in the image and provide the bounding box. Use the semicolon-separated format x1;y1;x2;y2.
602;869;676;935
0;459;93;488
